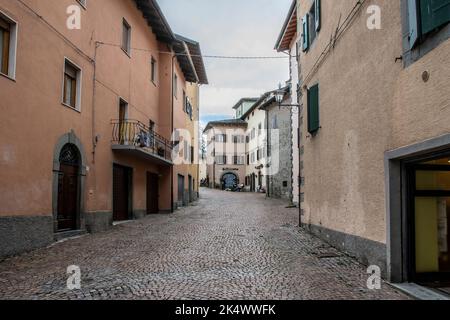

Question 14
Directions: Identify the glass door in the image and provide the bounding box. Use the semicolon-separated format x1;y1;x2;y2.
410;159;450;284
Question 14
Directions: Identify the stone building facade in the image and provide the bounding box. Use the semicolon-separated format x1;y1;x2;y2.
259;88;293;201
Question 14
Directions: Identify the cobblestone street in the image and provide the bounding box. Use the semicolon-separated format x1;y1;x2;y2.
0;188;409;300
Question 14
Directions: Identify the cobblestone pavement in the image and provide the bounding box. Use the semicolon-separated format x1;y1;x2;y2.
0;188;409;300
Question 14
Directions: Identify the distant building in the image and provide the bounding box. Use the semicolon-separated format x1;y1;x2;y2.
233;98;258;119
241;100;267;193
203;120;247;190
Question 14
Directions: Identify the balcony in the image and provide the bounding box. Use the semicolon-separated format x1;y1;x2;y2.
111;120;173;166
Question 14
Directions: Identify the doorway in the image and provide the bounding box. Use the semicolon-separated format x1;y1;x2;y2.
113;164;132;221
406;156;450;287
57;144;80;232
188;175;193;202
147;172;159;214
178;174;185;205
222;173;238;190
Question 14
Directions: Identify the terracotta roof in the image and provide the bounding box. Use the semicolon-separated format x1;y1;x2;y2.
174;35;208;85
133;0;176;43
274;0;297;52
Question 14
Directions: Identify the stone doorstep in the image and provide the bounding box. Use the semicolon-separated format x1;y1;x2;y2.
53;230;87;242
392;283;450;300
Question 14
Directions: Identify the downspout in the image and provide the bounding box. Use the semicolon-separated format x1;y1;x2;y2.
196;85;201;197
92;42;100;163
265;108;270;198
212;127;216;189
171;52;177;213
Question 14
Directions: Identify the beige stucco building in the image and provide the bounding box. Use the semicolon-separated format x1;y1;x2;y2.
0;0;207;258
204;120;247;190
297;0;450;284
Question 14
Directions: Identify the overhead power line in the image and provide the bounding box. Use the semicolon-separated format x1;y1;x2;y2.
96;41;289;60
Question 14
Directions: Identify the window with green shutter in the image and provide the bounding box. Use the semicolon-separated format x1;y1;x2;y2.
419;0;450;34
307;84;320;134
302;14;309;51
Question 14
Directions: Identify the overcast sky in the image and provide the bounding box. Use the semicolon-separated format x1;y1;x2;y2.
158;0;292;125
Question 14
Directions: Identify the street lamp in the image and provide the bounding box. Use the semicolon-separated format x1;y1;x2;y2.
275;83;300;110
275;84;285;105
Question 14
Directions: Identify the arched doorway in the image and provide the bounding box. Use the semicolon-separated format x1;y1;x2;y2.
222;172;238;190
56;144;80;231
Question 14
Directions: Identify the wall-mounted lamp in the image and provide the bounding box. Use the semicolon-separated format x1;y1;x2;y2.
276;83;300;110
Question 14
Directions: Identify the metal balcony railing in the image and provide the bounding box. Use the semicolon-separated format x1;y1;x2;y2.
111;119;173;162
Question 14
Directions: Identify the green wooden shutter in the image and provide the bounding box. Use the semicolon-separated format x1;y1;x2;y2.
302;14;309;52
307;84;320;134
315;0;321;32
408;0;420;48
420;0;450;34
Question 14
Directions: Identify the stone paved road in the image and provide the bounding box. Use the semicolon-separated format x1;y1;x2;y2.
0;188;409;300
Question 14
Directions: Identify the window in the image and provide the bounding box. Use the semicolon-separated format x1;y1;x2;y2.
232;135;244;144
118;99;128;144
407;0;450;49
302;0;321;51
122;19;131;55
215;134;227;143
215;155;227;165
151;57;157;83
307;84;320;134
247;153;250;165
233;156;245;165
183;141;188;161
191;146;194;164
258;123;262;136
251;152;256;164
0;13;17;78
173;73;178;98
63;59;82;110
272;115;278;129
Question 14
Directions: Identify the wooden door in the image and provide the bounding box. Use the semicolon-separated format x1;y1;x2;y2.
113;164;130;221
57;164;79;231
146;172;159;214
178;175;184;203
188;175;193;202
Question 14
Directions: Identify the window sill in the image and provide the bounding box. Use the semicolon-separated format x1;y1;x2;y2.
0;72;16;82
61;102;81;113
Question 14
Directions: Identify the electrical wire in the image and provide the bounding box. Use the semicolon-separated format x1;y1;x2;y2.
96;41;289;60
302;0;367;86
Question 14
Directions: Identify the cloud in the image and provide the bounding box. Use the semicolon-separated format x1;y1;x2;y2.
158;0;292;117
200;87;265;117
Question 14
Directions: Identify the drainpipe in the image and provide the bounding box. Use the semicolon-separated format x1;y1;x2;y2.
212;127;216;189
170;52;177;213
91;42;100;163
265;108;270;198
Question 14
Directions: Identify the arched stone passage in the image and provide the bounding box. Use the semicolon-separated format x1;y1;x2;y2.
221;172;239;190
